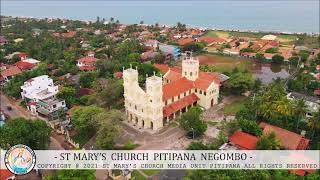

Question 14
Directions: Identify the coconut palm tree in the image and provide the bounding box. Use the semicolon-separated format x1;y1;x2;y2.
293;99;308;130
308;110;320;139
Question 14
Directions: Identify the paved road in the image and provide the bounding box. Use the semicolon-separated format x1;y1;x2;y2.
119;121;190;150
0;93;32;119
49;137;64;150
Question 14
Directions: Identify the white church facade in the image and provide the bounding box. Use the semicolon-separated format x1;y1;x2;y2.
123;57;222;131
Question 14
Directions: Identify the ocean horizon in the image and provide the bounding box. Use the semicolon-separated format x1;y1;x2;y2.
2;0;319;33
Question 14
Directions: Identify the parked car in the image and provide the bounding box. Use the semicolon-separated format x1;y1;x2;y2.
6;106;12;111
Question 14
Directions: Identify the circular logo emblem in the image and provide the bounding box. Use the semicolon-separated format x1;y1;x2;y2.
5;144;36;175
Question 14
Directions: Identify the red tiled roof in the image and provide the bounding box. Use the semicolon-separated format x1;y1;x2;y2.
176;38;194;46
114;71;123;78
268;40;279;47
229;131;259;150
164;70;182;82
241;52;256;57
77;56;99;64
155;63;221;96
15;61;36;71
0;169;14;180
199;71;221;85
163;93;199;117
0;37;10;43
198;36;225;44
0;66;22;77
259;122;310;150
154;63;170;72
314;89;320;96
79;66;97;71
163;77;194;101
0;63;8;68
53;31;77;38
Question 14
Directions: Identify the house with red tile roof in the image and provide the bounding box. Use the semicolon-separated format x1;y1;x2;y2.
113;71;123;78
0;66;22;83
123;56;221;130
259;122;310;150
77;52;99;71
15;61;36;71
5;51;28;60
0;169;15;180
228;131;259;150
176;38;194;46
196;36;226;46
52;31;77;38
0;37;10;45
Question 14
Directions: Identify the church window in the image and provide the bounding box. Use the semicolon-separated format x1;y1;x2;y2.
204;92;206;96
190;72;192;76
195;89;197;93
200;90;202;94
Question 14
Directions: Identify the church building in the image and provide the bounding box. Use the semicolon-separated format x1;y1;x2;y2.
123;57;221;130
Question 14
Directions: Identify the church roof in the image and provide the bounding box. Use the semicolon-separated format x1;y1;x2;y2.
163;77;193;101
163;93;199;117
154;63;221;100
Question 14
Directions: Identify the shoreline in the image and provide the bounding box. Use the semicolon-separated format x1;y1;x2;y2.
2;15;319;36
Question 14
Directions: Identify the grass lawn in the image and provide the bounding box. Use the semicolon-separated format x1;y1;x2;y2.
223;100;246;115
71;131;94;147
196;54;252;73
204;30;230;38
131;170;147;180
142;169;161;176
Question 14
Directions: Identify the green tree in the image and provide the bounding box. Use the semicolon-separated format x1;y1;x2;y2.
57;108;67;121
272;54;284;64
79;71;98;88
57;86;77;107
11;54;21;63
56;170;95;180
183;42;205;52
299;50;310;62
95;110;123;149
238;119;262;136
95;79;124;109
224;71;255;95
308;109;320;139
256;132;281;150
0;118;51;149
180;106;207;137
265;47;278;53
240;47;254;53
187;142;209;150
256;53;266;62
293;99;308;130
72;106;104;133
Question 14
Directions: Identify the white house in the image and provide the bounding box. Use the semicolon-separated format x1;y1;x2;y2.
21;75;59;102
287;92;320;116
34;99;67;120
